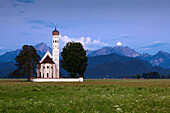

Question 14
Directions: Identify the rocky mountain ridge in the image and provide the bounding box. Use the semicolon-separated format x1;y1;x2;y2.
88;46;170;69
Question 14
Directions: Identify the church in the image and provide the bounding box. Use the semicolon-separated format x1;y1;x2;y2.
36;26;60;79
31;26;83;82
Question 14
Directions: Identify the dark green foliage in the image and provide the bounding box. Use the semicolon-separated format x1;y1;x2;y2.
136;74;140;79
142;72;161;79
61;42;88;77
147;75;149;79
12;45;40;81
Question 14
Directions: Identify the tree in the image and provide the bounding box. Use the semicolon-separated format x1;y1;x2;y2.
61;42;88;78
147;75;149;80
162;75;164;79
12;45;40;81
136;74;140;79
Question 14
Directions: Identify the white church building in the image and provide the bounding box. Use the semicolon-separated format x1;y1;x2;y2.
31;26;83;82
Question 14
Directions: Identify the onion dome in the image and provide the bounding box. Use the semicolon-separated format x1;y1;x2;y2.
52;25;59;35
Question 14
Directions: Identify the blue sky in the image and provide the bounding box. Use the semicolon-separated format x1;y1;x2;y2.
0;0;170;55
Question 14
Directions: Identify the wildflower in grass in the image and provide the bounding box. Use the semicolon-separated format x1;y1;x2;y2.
139;94;142;97
114;105;119;108
121;95;124;97
117;108;122;112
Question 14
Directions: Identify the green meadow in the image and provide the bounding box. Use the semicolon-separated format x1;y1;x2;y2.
0;79;169;113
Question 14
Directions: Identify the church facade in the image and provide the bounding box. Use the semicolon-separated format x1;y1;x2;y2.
36;26;60;78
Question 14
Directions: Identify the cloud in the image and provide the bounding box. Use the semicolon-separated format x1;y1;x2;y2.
112;35;133;41
93;37;100;44
27;19;46;24
18;11;24;14
45;23;64;28
45;22;79;29
140;41;170;49
14;0;35;4
26;19;79;29
23;32;30;36
31;26;41;29
85;37;92;44
60;35;108;50
11;0;35;7
139;48;151;51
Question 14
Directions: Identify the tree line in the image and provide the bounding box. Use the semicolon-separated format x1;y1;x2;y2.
122;72;170;79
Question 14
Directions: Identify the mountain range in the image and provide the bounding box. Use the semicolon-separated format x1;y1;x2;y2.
0;42;52;63
87;46;170;69
0;42;169;78
85;53;170;78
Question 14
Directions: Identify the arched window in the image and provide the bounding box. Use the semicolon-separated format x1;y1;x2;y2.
47;73;49;78
47;66;49;69
55;40;57;43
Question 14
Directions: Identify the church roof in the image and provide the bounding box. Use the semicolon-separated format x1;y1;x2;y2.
41;55;55;64
39;51;53;63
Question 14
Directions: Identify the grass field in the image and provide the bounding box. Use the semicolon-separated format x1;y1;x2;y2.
0;79;169;113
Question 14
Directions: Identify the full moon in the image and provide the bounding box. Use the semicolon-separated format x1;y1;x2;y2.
117;42;121;46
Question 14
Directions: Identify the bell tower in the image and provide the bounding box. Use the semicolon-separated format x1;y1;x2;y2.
52;25;59;78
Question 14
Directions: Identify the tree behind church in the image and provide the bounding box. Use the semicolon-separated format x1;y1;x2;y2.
12;45;40;81
61;42;88;78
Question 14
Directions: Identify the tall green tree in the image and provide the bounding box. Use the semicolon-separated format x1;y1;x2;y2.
13;45;40;81
61;42;88;78
136;74;141;79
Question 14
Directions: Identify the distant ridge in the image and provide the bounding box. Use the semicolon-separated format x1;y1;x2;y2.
88;46;140;57
88;46;170;69
0;42;52;63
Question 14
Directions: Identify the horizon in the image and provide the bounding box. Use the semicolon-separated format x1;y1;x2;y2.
0;0;170;55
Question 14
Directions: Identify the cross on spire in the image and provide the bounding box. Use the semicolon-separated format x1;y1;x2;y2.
55;23;56;30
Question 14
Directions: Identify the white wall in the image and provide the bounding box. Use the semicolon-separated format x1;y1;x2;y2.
31;77;83;82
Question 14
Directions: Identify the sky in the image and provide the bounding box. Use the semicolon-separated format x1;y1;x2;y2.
0;0;170;55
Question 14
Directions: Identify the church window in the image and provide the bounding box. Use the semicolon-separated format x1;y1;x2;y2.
51;66;53;69
47;66;49;69
55;40;57;43
47;73;49;78
43;66;45;69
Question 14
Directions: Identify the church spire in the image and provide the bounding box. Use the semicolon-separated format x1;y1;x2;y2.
52;23;59;35
55;23;56;30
